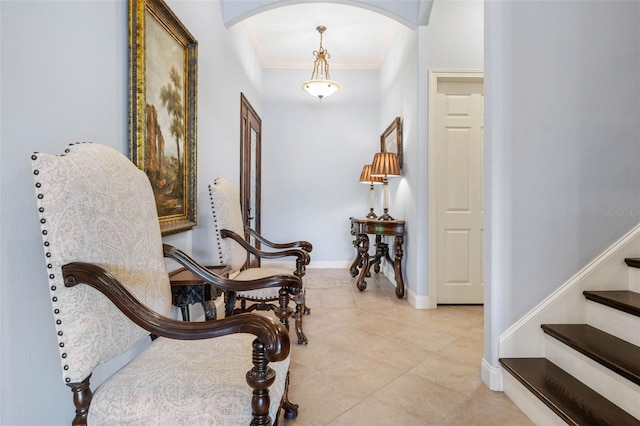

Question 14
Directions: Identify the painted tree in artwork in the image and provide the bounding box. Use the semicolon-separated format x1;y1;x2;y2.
159;65;184;196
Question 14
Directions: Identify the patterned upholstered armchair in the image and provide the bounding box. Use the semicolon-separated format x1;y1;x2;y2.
31;143;300;425
209;178;312;345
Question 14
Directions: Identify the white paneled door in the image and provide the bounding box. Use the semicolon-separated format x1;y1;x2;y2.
434;78;484;304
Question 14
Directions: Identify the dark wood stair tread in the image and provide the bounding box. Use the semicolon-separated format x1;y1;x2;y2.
625;258;640;269
583;290;640;317
500;358;640;426
542;324;640;386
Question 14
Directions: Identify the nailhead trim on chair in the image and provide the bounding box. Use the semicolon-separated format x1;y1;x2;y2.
209;184;225;265
32;152;72;381
31;143;91;383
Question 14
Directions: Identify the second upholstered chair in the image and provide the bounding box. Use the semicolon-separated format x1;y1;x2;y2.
209;178;312;345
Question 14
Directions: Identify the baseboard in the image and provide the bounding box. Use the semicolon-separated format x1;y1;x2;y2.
260;260;351;269
262;259;434;310
375;263;431;309
407;288;431;309
380;263;397;286
309;261;352;269
481;358;503;391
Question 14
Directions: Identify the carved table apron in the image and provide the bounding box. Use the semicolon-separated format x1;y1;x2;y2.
169;265;231;321
350;218;405;298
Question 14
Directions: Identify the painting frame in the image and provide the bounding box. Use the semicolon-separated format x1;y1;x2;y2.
380;116;403;170
129;0;198;236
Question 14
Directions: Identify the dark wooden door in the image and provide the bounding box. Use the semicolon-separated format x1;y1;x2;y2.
240;93;262;268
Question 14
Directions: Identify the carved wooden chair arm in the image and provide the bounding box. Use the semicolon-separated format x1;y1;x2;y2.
163;244;302;294
220;229;311;266
61;262;290;362
245;227;313;253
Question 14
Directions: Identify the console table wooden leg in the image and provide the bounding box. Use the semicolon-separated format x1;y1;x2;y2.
199;284;217;320
373;235;384;273
180;305;190;322
349;243;363;277
356;234;370;291
393;235;405;298
225;291;236;318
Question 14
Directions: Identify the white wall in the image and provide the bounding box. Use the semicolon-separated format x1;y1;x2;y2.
0;1;263;423
260;68;380;266
484;0;640;369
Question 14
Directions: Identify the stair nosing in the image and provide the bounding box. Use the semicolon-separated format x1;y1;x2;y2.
624;258;640;269
500;357;640;426
542;323;640;386
583;290;640;317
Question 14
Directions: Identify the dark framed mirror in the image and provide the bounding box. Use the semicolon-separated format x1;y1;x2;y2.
380;116;403;170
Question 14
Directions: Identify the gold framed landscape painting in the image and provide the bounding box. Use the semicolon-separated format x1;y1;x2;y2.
129;0;198;235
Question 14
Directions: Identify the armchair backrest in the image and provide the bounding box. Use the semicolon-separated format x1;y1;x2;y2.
31;143;171;385
208;178;247;274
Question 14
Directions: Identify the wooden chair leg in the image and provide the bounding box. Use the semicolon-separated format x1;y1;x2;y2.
274;288;293;331
246;338;276;426
67;376;92;426
293;292;308;345
303;291;310;315
281;371;299;420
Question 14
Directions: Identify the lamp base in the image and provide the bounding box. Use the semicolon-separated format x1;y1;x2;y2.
366;209;377;219
378;209;394;221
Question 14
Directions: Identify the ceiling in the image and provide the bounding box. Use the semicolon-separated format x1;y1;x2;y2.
236;3;402;70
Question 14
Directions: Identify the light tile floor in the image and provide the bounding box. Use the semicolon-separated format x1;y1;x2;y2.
279;268;533;425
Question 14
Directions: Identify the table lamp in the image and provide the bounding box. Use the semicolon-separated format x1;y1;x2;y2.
370;152;401;220
359;164;384;218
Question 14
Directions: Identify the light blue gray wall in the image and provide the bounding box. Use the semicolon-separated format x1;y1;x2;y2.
220;0;431;27
3;0;639;423
2;2;130;423
0;0;263;423
260;68;380;266
379;24;420;295
484;0;640;367
378;0;484;301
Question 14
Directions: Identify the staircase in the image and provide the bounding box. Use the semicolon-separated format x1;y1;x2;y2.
500;259;640;425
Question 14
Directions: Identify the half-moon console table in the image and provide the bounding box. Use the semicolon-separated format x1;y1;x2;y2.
349;217;405;299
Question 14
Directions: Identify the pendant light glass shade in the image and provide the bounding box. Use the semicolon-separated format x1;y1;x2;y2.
302;80;341;100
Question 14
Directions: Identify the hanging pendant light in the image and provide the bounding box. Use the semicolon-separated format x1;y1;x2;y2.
302;26;341;101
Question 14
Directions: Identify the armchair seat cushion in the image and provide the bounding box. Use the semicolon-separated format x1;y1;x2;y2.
89;334;289;425
235;267;295;300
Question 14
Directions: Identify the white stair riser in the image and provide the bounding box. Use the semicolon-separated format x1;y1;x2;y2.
586;300;640;347
629;267;640;293
502;371;567;426
544;335;640;419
